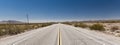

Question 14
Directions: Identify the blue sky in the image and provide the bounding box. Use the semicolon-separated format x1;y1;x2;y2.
0;0;120;22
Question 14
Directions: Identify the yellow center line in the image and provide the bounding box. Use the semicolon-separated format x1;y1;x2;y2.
58;27;62;45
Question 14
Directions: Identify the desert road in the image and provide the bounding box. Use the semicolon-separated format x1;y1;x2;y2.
0;24;120;45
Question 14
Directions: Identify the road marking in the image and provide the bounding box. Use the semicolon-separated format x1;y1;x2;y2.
103;44;105;45
58;27;62;45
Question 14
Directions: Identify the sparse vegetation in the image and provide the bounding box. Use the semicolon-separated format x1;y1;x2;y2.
110;26;119;32
0;23;53;36
0;29;6;36
74;23;88;28
89;23;105;31
62;21;120;37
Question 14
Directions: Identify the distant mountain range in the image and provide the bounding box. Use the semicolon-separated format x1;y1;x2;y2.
62;19;120;23
0;20;24;24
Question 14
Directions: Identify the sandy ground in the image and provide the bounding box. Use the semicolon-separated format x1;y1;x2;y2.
85;23;120;36
85;23;120;30
0;24;120;45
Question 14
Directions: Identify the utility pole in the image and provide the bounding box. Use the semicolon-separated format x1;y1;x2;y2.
26;13;29;24
26;13;30;30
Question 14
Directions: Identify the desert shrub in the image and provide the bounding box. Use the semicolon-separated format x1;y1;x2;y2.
8;29;18;35
63;22;72;25
0;30;4;36
74;23;88;28
0;29;6;36
0;23;53;36
110;26;119;32
41;24;52;27
89;23;105;31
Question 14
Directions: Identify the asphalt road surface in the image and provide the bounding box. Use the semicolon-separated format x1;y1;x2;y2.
0;24;120;45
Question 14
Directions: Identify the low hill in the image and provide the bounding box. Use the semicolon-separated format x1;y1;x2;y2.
0;20;24;24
